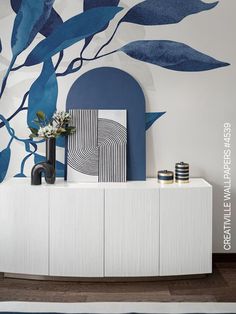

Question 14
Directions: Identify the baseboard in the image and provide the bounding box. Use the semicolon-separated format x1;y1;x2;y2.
3;272;208;282
213;253;236;262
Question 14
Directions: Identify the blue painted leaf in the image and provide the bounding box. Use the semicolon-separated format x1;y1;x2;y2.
120;40;230;72
10;0;63;37
11;0;54;56
0;147;11;183
40;8;63;37
34;154;64;177
122;0;218;25
84;0;119;11
83;0;120;50
55;159;65;177
34;153;44;164
24;6;123;67
10;0;21;12
0;0;55;97
27;58;58;128
56;136;65;148
145;112;166;131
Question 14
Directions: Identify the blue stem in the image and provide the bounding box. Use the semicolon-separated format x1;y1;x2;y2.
1;51;64;129
11;63;24;71
0;55;17;98
54;51;64;71
94;22;120;58
0;91;29;129
57;60;83;77
0;114;42;144
0;114;42;177
6;130;15;148
18;142;38;176
56;49;118;77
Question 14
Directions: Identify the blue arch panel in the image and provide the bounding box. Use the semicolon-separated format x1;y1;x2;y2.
66;66;146;180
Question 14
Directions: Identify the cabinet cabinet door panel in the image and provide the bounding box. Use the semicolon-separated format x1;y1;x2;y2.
105;188;160;277
160;187;212;276
50;188;104;277
0;186;49;275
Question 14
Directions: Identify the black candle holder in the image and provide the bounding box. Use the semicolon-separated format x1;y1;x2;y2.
31;138;56;185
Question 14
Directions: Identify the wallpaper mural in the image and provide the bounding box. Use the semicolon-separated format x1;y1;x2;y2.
0;0;230;182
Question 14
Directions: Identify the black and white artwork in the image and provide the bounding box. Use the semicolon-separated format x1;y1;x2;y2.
67;109;127;182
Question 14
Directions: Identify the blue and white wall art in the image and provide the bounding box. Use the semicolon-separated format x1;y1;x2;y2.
67;109;127;182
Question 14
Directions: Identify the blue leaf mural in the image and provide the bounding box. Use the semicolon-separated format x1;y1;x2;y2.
27;58;58;128
34;153;64;177
10;0;63;37
0;1;231;183
121;0;218;25
145;112;166;131
0;146;11;183
0;0;55;97
23;6;123;67
83;0;120;51
120;40;230;72
94;0;219;58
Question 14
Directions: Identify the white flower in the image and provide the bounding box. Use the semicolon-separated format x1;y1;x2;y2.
30;111;75;139
53;111;71;126
38;125;58;138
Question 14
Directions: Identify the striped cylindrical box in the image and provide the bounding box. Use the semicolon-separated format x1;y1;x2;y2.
175;162;189;183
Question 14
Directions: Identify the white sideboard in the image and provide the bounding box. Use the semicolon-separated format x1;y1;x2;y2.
0;178;212;278
105;188;160;277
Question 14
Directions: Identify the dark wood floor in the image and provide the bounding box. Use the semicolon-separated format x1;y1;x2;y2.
0;260;236;302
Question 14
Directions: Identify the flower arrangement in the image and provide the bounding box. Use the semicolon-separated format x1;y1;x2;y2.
29;111;75;139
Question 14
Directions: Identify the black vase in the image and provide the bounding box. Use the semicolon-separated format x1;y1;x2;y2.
31;138;56;185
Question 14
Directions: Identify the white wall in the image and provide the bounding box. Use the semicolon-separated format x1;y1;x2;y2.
0;0;235;252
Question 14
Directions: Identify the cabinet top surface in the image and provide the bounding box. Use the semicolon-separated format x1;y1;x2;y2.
0;178;212;189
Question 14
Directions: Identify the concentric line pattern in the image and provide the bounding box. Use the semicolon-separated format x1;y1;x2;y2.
98;118;127;182
67;109;99;176
67;110;127;182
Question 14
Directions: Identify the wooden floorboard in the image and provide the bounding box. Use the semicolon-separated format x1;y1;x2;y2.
0;262;236;302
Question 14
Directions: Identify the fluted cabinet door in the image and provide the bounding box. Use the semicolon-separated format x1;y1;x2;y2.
0;184;49;275
105;187;160;277
49;187;104;277
160;182;212;276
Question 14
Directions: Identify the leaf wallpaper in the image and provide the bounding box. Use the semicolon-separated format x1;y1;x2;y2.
0;0;235;250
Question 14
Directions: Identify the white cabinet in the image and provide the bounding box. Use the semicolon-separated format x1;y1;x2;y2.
105;187;160;277
160;181;212;276
0;178;212;278
0;184;49;275
49;186;104;277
